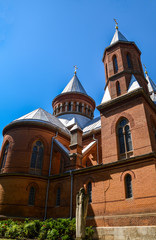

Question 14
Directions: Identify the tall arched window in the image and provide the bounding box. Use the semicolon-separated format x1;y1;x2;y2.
28;186;36;206
126;53;132;69
79;103;82;112
56;187;61;206
30;141;44;174
87;182;92;203
105;63;108;80
0;142;9;169
125;174;133;199
68;102;71;111
113;55;118;73
117;118;133;159
116;81;121;96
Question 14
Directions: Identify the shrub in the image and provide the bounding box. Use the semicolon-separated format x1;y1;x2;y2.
85;226;94;240
47;228;59;240
23;220;42;238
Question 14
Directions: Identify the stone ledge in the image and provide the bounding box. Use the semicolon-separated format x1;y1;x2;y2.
93;226;156;240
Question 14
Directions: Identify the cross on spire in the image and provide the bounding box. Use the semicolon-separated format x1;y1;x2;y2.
114;18;118;30
74;65;78;74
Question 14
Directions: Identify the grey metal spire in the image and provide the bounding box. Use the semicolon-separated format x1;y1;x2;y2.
62;73;87;94
110;20;128;45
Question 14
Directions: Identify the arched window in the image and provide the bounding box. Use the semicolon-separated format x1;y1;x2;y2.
79;103;82;112
127;53;132;69
56;188;61;206
116;81;121;96
87;182;92;203
117;118;133;159
125;174;133;199
105;63;108;80
28;186;35;206
68;102;71;111
30;141;44;173
113;55;118;73
0;142;9;169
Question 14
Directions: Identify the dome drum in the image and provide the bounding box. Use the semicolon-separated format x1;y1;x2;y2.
52;92;95;119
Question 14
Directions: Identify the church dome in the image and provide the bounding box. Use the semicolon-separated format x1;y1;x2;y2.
3;108;70;136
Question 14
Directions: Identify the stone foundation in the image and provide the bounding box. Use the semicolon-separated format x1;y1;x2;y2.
93;226;156;240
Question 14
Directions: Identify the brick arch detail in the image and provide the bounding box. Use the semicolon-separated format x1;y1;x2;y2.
1;136;14;152
120;169;136;182
83;176;95;187
26;182;39;193
27;135;49;153
111;112;135;134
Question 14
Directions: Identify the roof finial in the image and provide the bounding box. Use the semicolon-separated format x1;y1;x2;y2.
114;18;118;30
143;64;148;75
74;65;78;74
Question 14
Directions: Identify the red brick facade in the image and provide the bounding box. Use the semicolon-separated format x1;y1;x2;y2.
0;29;156;229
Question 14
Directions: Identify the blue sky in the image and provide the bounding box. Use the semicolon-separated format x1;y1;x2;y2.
0;0;156;147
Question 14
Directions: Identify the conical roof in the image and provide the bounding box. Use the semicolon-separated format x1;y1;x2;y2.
110;29;128;45
62;73;87;94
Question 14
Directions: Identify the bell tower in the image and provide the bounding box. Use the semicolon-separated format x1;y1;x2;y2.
102;20;149;100
97;22;156;164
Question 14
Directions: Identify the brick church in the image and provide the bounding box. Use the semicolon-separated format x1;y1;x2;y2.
0;23;156;238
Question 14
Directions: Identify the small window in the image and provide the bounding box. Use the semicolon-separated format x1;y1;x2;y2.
127;53;132;69
125;174;133;199
56;188;61;206
113;55;118;73
30;141;44;173
28;187;35;206
117;118;133;159
0;142;9;169
105;63;108;80
79;103;82;112
116;81;121;96
87;182;92;203
68;102;71;111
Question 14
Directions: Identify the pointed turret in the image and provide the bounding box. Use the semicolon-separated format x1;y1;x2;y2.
52;68;95;125
62;73;87;95
102;21;148;100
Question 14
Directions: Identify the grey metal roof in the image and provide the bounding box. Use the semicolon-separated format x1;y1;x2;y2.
83;116;101;134
58;114;90;129
62;73;87;94
127;74;141;92
110;29;128;45
54;139;70;155
12;108;70;134
146;73;156;93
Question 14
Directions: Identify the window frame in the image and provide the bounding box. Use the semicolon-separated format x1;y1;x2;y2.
117;118;133;159
125;174;133;199
0;142;9;170
28;186;36;206
113;55;118;74
126;53;133;69
87;182;92;203
30;141;44;175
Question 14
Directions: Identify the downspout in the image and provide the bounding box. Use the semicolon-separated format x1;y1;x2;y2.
93;134;99;165
70;170;74;219
44;131;58;220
